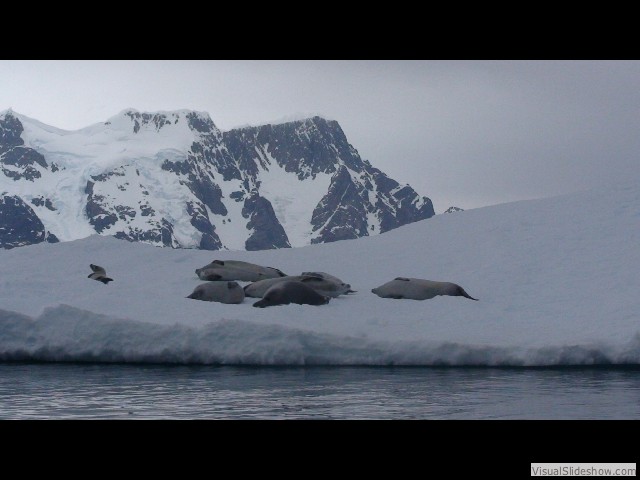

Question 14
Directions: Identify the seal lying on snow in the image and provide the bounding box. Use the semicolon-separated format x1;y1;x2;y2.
210;260;286;274
252;281;331;308
186;281;245;304
244;275;352;298
300;271;356;295
371;277;478;301
195;260;286;282
88;264;113;284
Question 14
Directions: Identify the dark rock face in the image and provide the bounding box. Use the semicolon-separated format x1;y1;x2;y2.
242;193;290;251
0;195;58;248
186;201;223;250
140;203;155;216
31;196;56;211
444;206;464;214
222;117;359;184
84;178;118;234
376;185;435;234
186;112;217;133
125;111;173;134
113;219;177;247
0;113;49;181
311;166;369;243
0;114;23;145
188;175;227;217
0;113;59;247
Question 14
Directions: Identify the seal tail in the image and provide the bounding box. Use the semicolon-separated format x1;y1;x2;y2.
272;268;287;277
459;287;478;301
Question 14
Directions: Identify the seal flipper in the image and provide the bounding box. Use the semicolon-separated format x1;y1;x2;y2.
98;277;113;284
203;273;222;281
271;268;287;277
253;299;267;308
458;286;479;301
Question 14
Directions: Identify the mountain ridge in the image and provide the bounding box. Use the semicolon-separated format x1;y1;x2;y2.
0;108;435;250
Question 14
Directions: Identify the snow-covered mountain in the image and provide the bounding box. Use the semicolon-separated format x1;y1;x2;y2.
0;109;434;250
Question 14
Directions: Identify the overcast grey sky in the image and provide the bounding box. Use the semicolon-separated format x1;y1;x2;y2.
1;60;638;212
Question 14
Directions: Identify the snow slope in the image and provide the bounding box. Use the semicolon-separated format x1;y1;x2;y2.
0;180;638;365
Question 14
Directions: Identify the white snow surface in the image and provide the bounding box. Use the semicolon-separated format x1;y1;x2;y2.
19;109;199;170
1;180;639;365
256;147;332;247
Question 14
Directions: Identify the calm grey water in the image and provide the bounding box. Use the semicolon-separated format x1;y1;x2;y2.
1;363;639;419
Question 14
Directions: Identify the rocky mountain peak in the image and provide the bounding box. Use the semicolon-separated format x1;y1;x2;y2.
0;109;435;250
444;206;464;214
